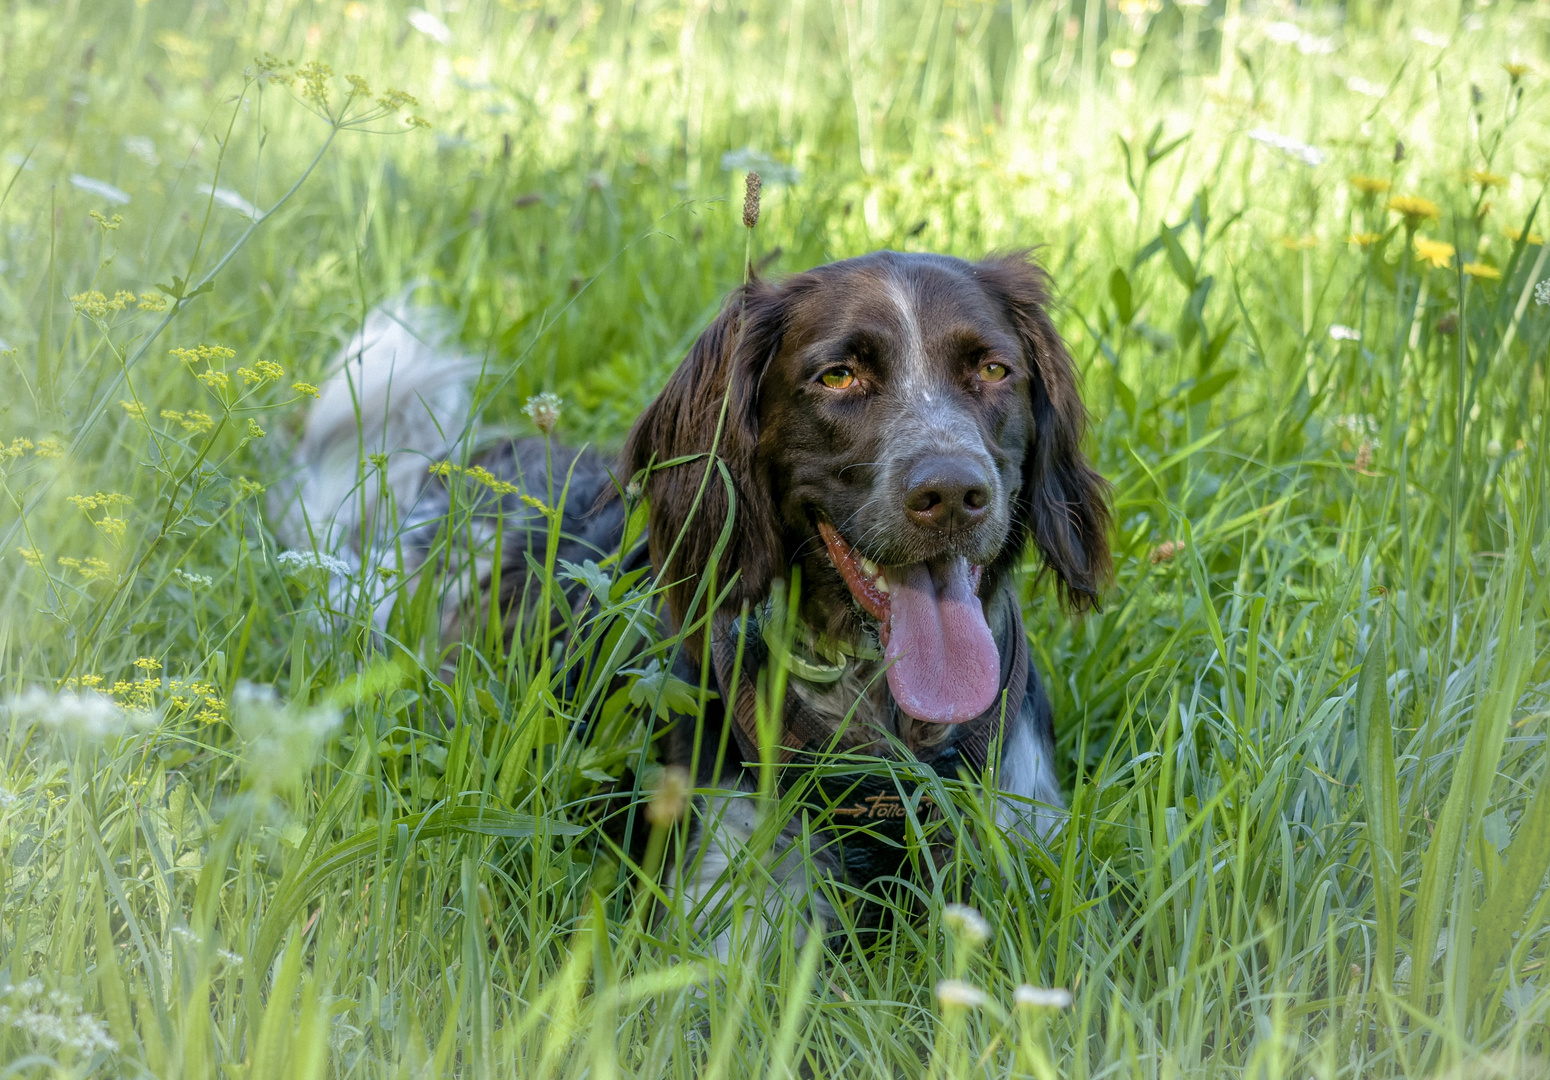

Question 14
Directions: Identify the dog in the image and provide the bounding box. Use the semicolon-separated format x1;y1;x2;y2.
274;251;1110;956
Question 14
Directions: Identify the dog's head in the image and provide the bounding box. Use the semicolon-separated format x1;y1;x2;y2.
623;251;1110;724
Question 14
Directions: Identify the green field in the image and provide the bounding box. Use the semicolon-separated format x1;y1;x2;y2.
4;0;1550;1075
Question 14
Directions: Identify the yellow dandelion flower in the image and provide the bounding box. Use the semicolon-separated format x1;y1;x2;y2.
1349;232;1383;248
1503;61;1531;81
1414;235;1456;268
1389;195;1441;224
292;381;320;398
1504;225;1544;245
1463;262;1502;279
1470;169;1508;189
1349;175;1391;195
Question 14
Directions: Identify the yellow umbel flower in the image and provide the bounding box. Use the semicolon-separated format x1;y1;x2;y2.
292;382;320;398
1389;195;1441;226
1349;175;1391;196
1463;262;1502;280
1414;235;1455;268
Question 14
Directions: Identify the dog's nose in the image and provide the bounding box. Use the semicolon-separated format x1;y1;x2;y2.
903;455;992;529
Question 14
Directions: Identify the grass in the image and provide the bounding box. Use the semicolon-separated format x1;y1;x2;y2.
3;0;1550;1075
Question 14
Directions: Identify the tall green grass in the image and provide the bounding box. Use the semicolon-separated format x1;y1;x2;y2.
4;0;1550;1075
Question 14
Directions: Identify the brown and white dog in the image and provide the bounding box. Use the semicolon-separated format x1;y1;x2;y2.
275;251;1110;954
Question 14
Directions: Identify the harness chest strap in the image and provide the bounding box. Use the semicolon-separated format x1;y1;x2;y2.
708;604;1031;783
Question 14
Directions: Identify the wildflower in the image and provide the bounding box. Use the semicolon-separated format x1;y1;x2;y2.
935;980;989;1009
292;381;320;398
1389;195;1441;226
70;291;126;319
137;293;168;312
197;184;261;220
1248;128;1325;168
407;9;453;45
1503;61;1531;83
1013;986;1073;1010
1470;169;1508;189
1464;262;1502;280
247;419;266;439
161;409;216;435
67;492;131;512
1504;225;1544;246
1349;175;1391;196
378;88;420;111
943;903;991;947
68;174;130;205
88;210;123;231
523;392;563;435
2;438;33;461
234;477;265;499
133;657;161;673
17;548;44;569
230;681;341;788
120;400;147;422
1110;48;1138;69
647;765;690;825
33;437;62;459
297;60;334;107
277;549;353;577
1535;280;1550;306
1414;235;1455;268
1150;540;1185;565
0;979;119;1054
1329;324;1361;341
96;518;128;542
1278;235;1317;250
170;344;236;366
197;369;230;392
6;686;146;741
58;556;112;581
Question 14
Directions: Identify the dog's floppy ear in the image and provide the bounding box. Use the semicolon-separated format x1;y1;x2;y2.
621;281;786;630
977;252;1112;610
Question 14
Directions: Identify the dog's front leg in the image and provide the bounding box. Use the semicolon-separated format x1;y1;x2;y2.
669;786;840;963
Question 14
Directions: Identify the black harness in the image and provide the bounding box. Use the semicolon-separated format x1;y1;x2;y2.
708;601;1030;882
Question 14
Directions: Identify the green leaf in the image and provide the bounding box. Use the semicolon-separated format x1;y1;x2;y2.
1355;618;1401;992
1110;267;1134;325
1161;222;1197;290
1183;367;1238;406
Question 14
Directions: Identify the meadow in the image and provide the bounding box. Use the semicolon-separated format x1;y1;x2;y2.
4;0;1550;1075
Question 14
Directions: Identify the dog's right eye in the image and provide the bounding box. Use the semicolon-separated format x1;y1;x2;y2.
820;367;857;390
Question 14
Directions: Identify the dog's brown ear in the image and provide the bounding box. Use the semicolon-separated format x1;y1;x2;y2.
621;282;786;631
977;252;1112;610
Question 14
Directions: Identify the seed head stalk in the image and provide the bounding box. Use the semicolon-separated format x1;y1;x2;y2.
742;171;761;284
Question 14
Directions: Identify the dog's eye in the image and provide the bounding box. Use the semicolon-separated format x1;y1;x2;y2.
821;367;857;390
977;361;1009;383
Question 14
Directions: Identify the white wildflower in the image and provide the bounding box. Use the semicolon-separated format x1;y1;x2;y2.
407;8;452;44
523;392;563;435
1533;279;1550;306
0;786;18;808
943;903;991;947
68;174;130;205
196;184;262;220
935;980;989;1009
6;687;146;741
1329;324;1361;341
123;136;160;166
1013;985;1073;1009
230;681;340;788
0;981;118;1055
277;550;353;578
174;568;213;589
1248;129;1326;168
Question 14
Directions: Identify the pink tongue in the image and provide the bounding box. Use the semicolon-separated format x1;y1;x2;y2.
883;556;1000;724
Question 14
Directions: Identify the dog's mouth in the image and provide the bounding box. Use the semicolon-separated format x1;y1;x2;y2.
817;521;1000;725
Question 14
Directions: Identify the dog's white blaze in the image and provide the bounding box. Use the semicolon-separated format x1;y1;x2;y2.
885;273;933;398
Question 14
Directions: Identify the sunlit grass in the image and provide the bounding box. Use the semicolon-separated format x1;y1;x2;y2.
4;1;1550;1076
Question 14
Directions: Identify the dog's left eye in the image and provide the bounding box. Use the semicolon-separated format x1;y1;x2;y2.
977;361;1009;383
821;367;857;390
